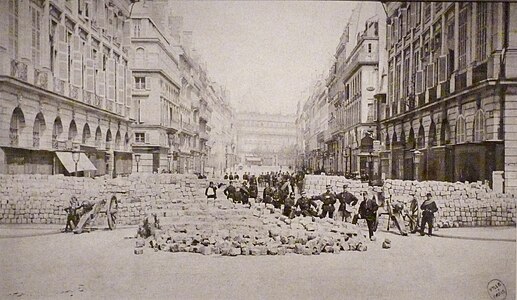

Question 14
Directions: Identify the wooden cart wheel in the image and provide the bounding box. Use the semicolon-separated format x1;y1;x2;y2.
107;196;118;230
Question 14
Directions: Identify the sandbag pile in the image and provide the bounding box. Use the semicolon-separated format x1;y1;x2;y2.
136;202;370;256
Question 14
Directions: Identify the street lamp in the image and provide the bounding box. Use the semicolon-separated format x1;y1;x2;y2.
135;153;141;173
343;147;349;175
167;153;172;173
72;150;80;177
413;150;421;181
367;150;373;186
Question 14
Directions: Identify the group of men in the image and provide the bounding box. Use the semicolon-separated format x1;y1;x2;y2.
211;173;440;241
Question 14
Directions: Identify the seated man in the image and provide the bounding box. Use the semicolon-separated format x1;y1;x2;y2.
295;191;318;217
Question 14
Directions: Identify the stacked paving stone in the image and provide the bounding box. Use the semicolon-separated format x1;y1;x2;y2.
138;202;369;256
0;174;205;226
304;175;517;228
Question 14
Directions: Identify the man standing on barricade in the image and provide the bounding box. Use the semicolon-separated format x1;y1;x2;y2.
336;184;358;222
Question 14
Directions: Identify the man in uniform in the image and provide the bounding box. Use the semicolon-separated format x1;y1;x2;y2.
283;192;296;218
314;185;337;219
229;172;234;180
406;194;420;233
223;181;236;202
295;191;318;217
240;181;250;208
262;182;274;206
358;191;379;240
420;192;438;236
335;184;358;222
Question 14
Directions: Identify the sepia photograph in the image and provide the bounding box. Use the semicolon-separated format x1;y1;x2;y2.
0;0;515;299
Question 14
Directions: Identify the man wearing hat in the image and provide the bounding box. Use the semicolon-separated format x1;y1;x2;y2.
314;184;337;219
420;192;438;236
283;192;296;218
336;184;359;222
407;193;420;233
205;181;218;205
223;181;236;202
240;181;251;208
295;191;318;217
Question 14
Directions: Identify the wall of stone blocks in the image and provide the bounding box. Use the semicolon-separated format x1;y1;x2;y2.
304;175;517;228
0;174;208;226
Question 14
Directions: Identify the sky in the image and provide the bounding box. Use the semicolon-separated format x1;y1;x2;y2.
170;1;359;114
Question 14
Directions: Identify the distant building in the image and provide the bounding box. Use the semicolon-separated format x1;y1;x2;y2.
236;112;297;168
0;0;133;176
380;2;517;192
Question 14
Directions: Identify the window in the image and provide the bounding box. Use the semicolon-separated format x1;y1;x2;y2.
8;0;19;58
415;3;421;26
134;76;146;89
476;3;488;61
10;107;25;146
403;49;410;98
133;19;141;37
491;3;499;51
458;5;470;70
30;5;41;66
473;110;486;142
424;3;431;23
135;47;144;61
455;115;467;144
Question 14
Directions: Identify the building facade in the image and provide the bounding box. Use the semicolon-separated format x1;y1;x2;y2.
297;79;329;173
326;13;385;178
380;2;517;192
236;112;297;168
129;1;231;175
0;0;133;176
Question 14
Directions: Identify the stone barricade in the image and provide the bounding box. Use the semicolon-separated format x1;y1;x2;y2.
0;174;207;226
304;175;517;228
137;203;369;256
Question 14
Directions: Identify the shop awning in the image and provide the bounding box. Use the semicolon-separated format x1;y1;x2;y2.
56;152;97;173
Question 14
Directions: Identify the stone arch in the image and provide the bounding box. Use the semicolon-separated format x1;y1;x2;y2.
417;124;425;149
52;117;63;149
115;130;121;150
400;127;406;148
455;115;467;144
82;123;91;145
33;112;46;148
135;47;145;61
95;126;102;148
68;120;78;142
385;130;391;147
473;109;486;142
106;129;112;150
9;107;26;146
124;132;130;150
407;127;416;149
392;130;398;144
440;118;451;145
428;121;437;147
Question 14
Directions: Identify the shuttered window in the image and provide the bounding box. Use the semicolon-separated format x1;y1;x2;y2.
30;5;41;66
8;0;19;59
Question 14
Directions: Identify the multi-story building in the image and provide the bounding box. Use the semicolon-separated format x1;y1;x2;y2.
205;85;236;177
326;6;385;177
129;1;227;175
0;0;133;176
299;79;329;173
129;2;185;173
236;112;297;168
380;2;517;192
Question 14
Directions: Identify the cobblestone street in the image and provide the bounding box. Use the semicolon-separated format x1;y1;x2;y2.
1;225;514;299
